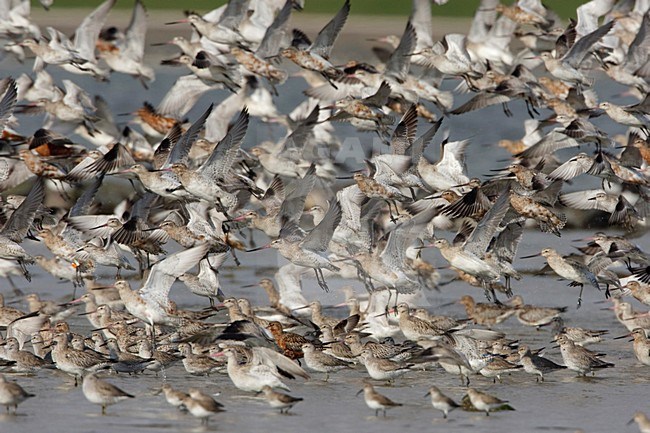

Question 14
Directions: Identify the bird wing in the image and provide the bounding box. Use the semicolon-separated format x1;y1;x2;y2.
390;104;417;155
310;0;350;59
558;189;610;211
157;75;214;119
198;107;249;180
384;21;416;83
488;221;523;264
411;0;434;50
516;130;579;159
139;243;210;306
66;143;135;181
166;104;214;166
279;164;317;225
554;18;577;59
301;200;341;252
547;153;592;180
410;119;442;164
217;0;251;30
74;0;115;61
336;184;366;231
260;176;286;212
255;0;292;59
1;178;45;242
122;0;148;63
626;11;650;69
280;104;319;160
0;78;17;134
252;346;310;379
362;81;391;107
66;214;117;239
437;138;469;179
381;206;436;269
450;92;511;115
464;192;510;257
563;19;614;68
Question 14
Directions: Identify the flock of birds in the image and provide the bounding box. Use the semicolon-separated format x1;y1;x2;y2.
0;0;649;430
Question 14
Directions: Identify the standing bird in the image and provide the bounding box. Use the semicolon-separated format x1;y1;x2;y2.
517;345;566;381
82;372;134;415
0;374;34;414
424;385;460;419
615;328;650;367
466;388;509;416
357;382;402;417
181;388;225;425
555;334;614;376
301;342;351;380
259;385;303;414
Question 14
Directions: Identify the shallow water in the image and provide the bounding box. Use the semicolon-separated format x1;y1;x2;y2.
1;10;649;433
2;227;647;433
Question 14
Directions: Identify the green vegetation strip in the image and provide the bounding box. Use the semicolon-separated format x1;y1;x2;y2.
36;0;590;19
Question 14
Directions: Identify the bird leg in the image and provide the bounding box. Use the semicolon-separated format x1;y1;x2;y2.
17;259;31;282
501;102;512;117
409;187;417;201
481;281;494;303
524;98;539;118
384;200;398;223
315;268;330;292
6;275;23;297
461;74;480;92
577;283;584;309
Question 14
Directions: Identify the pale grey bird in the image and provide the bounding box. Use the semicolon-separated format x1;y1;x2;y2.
0;179;45;281
249;201;342;292
424;385;460;418
539;20;614;88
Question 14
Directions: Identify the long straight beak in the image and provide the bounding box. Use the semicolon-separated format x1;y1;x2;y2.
78;310;97;316
92;285;116;291
612;333;631;340
520;253;541;259
293;305;310;311
246;245;269;252
240;283;258;288
437;301;456;308
165;19;188;25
